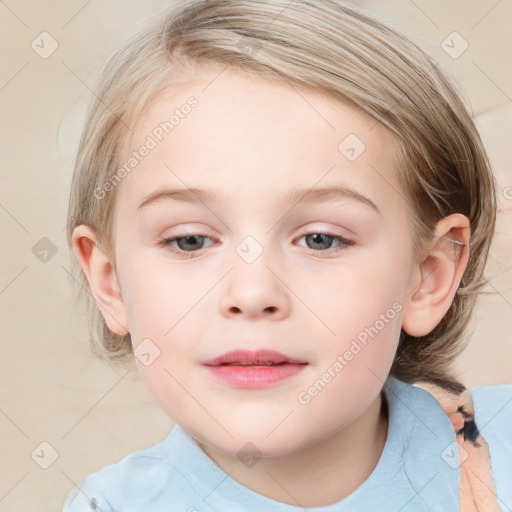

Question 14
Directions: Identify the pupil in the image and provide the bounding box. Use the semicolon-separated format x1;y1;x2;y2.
179;235;203;251
309;233;332;250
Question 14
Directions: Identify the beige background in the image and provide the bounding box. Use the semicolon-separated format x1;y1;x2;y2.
0;1;511;510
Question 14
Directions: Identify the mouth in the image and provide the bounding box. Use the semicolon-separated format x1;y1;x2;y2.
218;362;293;366
202;349;308;388
202;349;308;367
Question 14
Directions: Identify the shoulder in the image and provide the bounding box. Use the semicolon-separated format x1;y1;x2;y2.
471;382;512;440
471;382;512;419
62;426;194;511
471;382;512;506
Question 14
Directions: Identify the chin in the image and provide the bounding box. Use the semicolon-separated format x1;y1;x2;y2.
196;426;308;460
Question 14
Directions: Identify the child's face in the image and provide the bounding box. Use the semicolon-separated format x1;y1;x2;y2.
112;66;417;457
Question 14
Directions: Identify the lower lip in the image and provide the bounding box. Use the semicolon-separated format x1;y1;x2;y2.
203;363;307;388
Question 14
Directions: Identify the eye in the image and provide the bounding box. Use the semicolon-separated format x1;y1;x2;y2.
158;231;354;259
296;232;354;256
158;233;216;258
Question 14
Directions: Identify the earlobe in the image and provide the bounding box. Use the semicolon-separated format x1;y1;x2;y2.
402;214;471;337
71;225;129;336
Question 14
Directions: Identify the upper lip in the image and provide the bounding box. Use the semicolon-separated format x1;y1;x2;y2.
202;349;308;366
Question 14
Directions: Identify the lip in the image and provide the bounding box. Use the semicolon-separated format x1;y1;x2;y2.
202;349;307;366
202;349;308;389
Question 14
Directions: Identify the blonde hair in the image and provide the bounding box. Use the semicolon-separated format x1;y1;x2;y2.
66;0;497;392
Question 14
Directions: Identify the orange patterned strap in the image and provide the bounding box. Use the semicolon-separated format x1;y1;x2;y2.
415;382;501;512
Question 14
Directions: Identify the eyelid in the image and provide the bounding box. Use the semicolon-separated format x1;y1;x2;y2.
156;232;217;259
300;231;353;243
294;230;354;256
292;223;355;244
157;227;355;259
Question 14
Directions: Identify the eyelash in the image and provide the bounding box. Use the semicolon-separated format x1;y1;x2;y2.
157;231;354;259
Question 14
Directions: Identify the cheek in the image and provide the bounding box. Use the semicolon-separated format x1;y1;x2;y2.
320;249;406;323
118;253;188;336
120;258;205;378
312;250;406;372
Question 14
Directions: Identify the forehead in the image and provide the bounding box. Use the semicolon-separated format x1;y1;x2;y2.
117;66;405;214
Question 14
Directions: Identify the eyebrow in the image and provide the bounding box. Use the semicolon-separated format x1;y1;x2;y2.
137;185;380;214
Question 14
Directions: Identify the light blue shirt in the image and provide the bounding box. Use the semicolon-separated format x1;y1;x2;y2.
62;376;512;511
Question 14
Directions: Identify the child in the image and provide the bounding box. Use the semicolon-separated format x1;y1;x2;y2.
63;0;512;510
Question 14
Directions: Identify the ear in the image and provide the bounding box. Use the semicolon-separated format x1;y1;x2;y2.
402;213;471;337
71;225;129;336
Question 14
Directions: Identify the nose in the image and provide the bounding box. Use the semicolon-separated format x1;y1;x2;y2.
218;257;291;320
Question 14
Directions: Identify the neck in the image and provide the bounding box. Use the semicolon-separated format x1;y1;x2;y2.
196;390;389;507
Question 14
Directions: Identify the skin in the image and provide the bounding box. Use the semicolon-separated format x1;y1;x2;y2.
72;65;470;507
